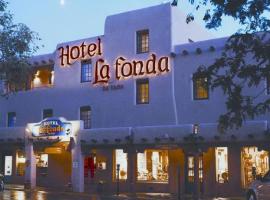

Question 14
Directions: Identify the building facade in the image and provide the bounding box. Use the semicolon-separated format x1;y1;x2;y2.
0;3;269;198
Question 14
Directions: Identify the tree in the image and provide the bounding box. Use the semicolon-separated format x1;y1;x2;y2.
185;0;270;131
0;0;39;94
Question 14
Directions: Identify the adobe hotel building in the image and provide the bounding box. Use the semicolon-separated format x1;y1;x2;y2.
0;3;269;197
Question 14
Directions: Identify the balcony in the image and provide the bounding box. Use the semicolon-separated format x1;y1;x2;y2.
31;67;54;89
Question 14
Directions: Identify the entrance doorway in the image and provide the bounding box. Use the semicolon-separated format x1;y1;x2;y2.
185;155;203;194
36;146;72;188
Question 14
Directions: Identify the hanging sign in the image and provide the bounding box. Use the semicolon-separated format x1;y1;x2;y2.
31;117;72;138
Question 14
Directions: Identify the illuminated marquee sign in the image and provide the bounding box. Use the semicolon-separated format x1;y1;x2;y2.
58;38;170;84
32;118;72;138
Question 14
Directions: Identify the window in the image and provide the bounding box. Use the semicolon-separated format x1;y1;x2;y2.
193;73;209;100
80;106;91;129
36;154;48;168
43;109;53;119
81;60;92;82
16;151;25;176
241;147;269;187
136;30;149;53
4;156;12;176
7;112;16;127
84;156;97;178
137;149;169;182
215;147;229;183
136;79;149;104
114;149;127;180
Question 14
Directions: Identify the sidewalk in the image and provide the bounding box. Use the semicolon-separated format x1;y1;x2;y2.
4;184;245;200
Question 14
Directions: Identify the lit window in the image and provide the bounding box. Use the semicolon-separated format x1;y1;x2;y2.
80;106;91;129
241;147;269;187
199;157;203;182
81;60;92;82
36;154;48;168
187;156;194;182
43;109;53;119
137;150;169;182
215;147;229;183
136;79;149;104
114;149;127;180
16;151;25;176
193;73;209;100
84;156;96;178
7;112;16;127
136;30;149;54
32;68;54;88
4;156;12;176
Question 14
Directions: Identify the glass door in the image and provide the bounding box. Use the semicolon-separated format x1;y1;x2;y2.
185;155;203;194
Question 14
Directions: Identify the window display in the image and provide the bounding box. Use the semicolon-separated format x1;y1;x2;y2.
241;147;269;187
16;152;26;176
115;149;127;180
215;147;229;183
4;156;12;176
36;154;48;168
137;149;168;182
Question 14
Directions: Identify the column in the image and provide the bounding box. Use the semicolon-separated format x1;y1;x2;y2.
193;153;200;200
127;148;136;193
228;145;242;196
71;143;84;192
24;140;36;189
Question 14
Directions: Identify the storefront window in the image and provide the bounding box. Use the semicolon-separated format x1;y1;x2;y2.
114;149;127;180
84;156;96;178
241;147;269;187
16;152;26;176
4;156;12;176
36;154;48;168
137;149;168;182
215;147;229;183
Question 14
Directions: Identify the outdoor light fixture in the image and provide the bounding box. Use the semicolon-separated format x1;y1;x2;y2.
193;124;199;134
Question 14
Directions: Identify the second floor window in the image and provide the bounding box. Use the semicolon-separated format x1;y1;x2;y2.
80;106;91;129
193;73;209;100
136;79;149;104
81;60;92;82
7;112;16;127
136;30;149;54
43;109;53;119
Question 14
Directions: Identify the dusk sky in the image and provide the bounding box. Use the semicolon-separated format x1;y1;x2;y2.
9;0;242;55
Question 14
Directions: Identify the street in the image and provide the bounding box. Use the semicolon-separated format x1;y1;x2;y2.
0;190;245;200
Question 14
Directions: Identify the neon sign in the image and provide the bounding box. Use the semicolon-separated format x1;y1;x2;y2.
58;38;170;84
